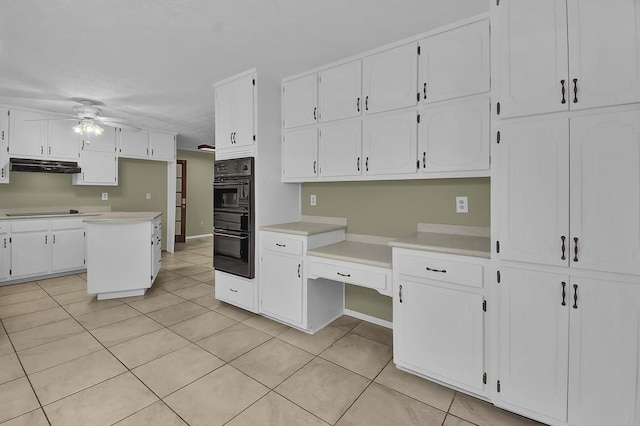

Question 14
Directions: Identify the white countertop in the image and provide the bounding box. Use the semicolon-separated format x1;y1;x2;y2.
307;240;393;268
83;212;162;222
260;221;346;236
389;232;491;258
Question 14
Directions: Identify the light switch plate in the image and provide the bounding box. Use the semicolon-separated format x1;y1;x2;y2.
456;196;468;213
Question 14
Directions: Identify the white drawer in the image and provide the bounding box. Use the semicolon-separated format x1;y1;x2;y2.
51;218;84;230
216;279;255;310
395;254;483;288
11;220;49;233
262;233;303;256
308;257;391;295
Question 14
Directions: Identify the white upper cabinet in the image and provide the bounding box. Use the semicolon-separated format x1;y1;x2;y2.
363;109;417;176
118;128;149;158
215;73;255;152
493;0;569;118
494;0;640;118
72;150;118;186
80;126;117;153
318;60;362;122
283;126;317;180
570;109;640;275
318;119;362;178
148;130;175;161
0;107;9;184
362;43;418;114
567;0;640;111
283;74;317;128
419;20;490;103
8;109;47;158
496;116;570;267
47;115;81;160
418;95;490;173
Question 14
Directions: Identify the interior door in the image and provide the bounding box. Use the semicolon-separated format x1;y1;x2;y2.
175;160;187;243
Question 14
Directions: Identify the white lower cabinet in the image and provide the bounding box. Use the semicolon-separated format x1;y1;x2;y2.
259;230;345;333
393;248;486;394
496;267;640;426
50;219;85;273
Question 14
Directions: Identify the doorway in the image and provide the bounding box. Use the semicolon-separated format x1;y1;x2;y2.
175;160;187;243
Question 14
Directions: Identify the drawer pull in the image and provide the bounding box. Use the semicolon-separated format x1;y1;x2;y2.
297;264;301;278
336;272;351;278
275;243;286;247
230;288;238;293
426;267;447;273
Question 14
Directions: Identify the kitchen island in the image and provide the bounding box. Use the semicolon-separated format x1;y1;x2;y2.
84;212;162;300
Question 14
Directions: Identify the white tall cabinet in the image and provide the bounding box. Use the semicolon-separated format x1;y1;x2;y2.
215;73;255;154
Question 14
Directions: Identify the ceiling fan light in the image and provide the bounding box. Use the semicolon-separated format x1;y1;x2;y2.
94;125;104;135
197;144;215;152
73;124;82;134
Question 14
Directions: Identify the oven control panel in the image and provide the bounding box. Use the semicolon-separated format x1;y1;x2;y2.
215;157;253;178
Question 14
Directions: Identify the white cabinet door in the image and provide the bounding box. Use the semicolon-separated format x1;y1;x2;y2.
319;119;362;178
496;116;569;266
570;110;640;275
8;109;47;158
0;107;9;184
51;228;85;272
363;43;418;114
260;252;303;326
149;130;175;161
74;151;118;186
418;95;489;173
283;74;318;128
493;0;569;118
497;268;569;422
283;127;318;179
568;277;640;426
567;0;640;110
215;81;235;150
118;128;149;158
0;232;9;281
319;60;362;122
47;116;80;160
232;74;255;147
81;126;117;153
11;229;50;278
419;20;490;103
394;278;484;390
363;109;417;176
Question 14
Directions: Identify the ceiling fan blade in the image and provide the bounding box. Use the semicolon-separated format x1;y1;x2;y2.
98;116;129;123
25;117;78;122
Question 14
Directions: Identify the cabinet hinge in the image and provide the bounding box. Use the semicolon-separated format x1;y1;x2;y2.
497;380;501;393
253;134;256;141
252;78;255;86
496;240;500;253
483;372;487;384
417;45;421;55
496;131;500;144
9;269;11;275
417;114;421;124
151;275;153;281
416;160;420;170
497;270;501;283
496;102;501;115
83;259;86;265
9;237;11;243
483;300;487;312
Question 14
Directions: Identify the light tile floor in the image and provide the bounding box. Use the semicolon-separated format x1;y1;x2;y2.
0;237;546;426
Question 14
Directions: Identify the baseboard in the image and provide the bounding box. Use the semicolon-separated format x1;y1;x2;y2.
343;308;393;329
186;234;213;240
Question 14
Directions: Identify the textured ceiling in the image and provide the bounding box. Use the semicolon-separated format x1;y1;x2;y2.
0;0;488;150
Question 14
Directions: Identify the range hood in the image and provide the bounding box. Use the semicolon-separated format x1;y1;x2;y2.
10;158;82;174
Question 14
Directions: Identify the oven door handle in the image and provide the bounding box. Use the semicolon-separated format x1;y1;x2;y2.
213;232;249;240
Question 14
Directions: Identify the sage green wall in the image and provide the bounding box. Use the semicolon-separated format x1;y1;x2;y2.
0;158;168;248
177;149;214;237
302;178;490;322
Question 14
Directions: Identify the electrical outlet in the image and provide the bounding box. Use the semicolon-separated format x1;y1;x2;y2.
310;194;317;206
456;196;468;213
146;193;151;200
101;192;108;201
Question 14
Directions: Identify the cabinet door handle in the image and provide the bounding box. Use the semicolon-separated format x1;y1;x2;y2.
48;146;51;155
357;97;360;112
399;284;403;303
357;157;360;171
365;157;369;172
560;80;566;104
426;267;447;273
53;235;56;244
230;288;238;293
275;243;286;247
423;82;427;99
297;264;301;278
230;132;233;143
573;78;578;103
422;152;426;169
365;96;369;111
573;284;578;309
561;281;567;306
3;238;6;248
41;146;44;155
573;237;579;262
313;160;317;174
561;236;566;260
313;107;317;120
336;272;351;277
45;235;48;244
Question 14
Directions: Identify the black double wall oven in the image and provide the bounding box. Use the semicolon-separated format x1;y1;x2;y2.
213;157;255;279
